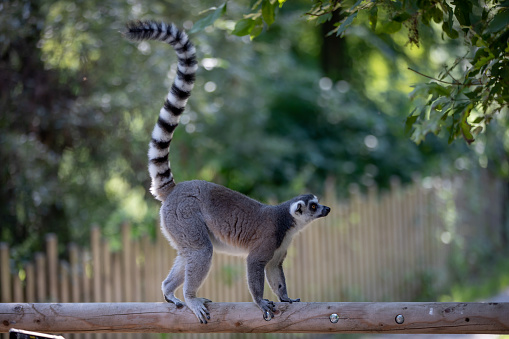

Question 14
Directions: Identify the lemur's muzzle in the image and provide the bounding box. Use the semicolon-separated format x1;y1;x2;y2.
321;206;331;217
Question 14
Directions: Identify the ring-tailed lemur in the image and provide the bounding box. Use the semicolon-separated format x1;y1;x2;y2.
124;21;331;324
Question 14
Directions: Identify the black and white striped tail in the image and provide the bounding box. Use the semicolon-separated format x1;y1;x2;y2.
125;21;197;202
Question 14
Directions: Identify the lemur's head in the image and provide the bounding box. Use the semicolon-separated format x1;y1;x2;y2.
289;194;330;228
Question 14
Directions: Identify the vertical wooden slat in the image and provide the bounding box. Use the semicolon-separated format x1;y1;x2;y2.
408;185;419;298
122;223;132;302
0;245;9;339
112;252;122;302
348;186;360;301
101;239;114;339
337;201;348;301
0;243;10;303
133;238;142;302
380;190;391;300
91;226;102;302
12;272;23;302
35;252;46;302
60;261;70;303
366;185;378;301
82;249;91;303
46;233;58;302
330;199;342;301
69;243;80;302
156;228;167;295
81;248;92;339
25;263;35;302
141;236;154;302
102;239;112;302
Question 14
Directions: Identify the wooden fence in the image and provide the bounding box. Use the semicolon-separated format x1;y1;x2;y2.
1;173;507;338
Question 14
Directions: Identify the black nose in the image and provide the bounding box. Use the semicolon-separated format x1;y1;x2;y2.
322;206;331;216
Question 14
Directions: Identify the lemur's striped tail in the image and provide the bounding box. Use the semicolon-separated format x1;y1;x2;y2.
125;21;197;202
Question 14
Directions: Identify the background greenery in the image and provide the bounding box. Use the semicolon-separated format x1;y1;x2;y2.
1;0;508;287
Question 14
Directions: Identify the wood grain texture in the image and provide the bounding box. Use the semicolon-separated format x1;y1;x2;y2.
1;302;508;334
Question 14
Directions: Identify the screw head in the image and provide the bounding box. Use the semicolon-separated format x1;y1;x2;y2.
395;314;405;324
330;313;340;323
263;311;272;321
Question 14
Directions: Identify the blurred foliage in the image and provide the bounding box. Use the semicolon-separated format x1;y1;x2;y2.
199;0;509;145
439;254;509;302
0;0;506;261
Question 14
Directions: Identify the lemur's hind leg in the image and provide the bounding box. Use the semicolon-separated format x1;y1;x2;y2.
183;244;213;324
162;254;186;308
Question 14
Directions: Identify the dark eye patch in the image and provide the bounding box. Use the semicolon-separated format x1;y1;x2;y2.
310;203;317;211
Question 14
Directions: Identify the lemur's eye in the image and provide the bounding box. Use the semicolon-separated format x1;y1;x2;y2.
310;203;317;211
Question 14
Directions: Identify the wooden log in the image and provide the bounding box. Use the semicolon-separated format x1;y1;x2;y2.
0;302;508;334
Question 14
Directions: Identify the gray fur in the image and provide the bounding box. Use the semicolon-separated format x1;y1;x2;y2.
125;21;331;324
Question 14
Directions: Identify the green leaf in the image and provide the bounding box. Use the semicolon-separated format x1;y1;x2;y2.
405;114;419;136
379;20;402;34
232;18;257;36
427;82;451;97
349;0;363;11
250;22;264;39
431;96;451;111
336;12;358;37
452;0;472;26
460;105;475;144
392;12;412;23
486;9;509;34
369;6;378;30
442;21;459;39
316;12;333;25
262;0;276;26
189;2;227;33
430;6;443;23
464;91;479;100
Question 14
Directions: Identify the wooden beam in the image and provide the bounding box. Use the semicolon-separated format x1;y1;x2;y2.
1;302;508;334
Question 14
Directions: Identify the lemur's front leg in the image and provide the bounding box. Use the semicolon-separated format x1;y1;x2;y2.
265;253;300;303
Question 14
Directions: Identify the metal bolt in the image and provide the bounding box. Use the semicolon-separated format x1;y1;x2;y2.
263;311;272;321
395;314;405;324
330;313;340;323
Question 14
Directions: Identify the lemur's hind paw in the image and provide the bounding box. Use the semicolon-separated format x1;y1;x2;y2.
280;296;301;303
164;294;184;308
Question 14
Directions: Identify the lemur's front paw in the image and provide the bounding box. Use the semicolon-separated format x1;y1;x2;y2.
258;299;276;320
279;296;301;303
186;297;212;324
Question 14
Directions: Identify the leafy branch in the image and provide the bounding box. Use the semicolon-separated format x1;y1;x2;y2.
190;0;509;145
408;67;461;86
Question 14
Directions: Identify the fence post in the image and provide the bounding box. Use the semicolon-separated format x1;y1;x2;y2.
35;252;46;302
0;243;10;303
46;233;58;302
91;226;102;302
25;263;35;302
121;223;132;301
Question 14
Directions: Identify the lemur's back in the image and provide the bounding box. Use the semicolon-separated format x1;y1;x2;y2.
162;180;268;251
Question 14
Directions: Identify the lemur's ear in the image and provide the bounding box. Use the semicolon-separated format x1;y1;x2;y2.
296;202;303;214
290;201;304;216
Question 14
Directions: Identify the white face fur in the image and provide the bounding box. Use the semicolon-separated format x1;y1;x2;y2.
290;195;323;229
